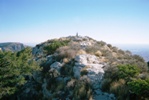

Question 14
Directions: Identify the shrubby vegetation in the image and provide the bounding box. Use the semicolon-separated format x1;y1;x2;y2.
128;79;149;95
101;64;149;100
42;58;93;100
117;64;140;80
42;39;149;100
43;40;70;55
0;47;40;99
2;36;149;100
73;77;92;100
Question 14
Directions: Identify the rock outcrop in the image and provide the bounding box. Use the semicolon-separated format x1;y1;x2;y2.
74;54;115;99
16;35;147;100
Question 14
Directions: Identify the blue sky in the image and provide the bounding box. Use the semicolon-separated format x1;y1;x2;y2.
0;0;149;45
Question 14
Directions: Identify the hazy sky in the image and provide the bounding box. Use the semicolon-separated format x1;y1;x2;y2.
0;0;149;45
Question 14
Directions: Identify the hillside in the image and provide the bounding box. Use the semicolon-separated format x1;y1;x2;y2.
1;35;149;100
114;44;149;62
0;42;27;52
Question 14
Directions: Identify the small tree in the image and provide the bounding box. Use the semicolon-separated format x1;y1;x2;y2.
0;47;40;99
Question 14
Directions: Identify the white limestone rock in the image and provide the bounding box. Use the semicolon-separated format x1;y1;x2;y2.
50;62;62;72
73;54;105;83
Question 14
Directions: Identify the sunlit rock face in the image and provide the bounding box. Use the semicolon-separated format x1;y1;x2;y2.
19;35;146;100
74;54;105;83
73;54;116;100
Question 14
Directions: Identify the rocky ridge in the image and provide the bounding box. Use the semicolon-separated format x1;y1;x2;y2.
18;35;147;100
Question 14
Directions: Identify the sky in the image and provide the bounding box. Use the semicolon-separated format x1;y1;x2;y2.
0;0;149;45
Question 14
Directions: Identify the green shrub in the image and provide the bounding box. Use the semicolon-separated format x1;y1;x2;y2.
44;40;69;55
128;79;149;96
101;64;149;99
117;64;140;80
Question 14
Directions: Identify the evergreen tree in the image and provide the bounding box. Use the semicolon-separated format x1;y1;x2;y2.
0;47;40;99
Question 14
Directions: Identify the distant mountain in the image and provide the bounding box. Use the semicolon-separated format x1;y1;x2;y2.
0;42;27;52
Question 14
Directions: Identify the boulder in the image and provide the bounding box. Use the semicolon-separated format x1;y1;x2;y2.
74;54;105;84
50;62;62;72
87;64;104;83
75;54;100;65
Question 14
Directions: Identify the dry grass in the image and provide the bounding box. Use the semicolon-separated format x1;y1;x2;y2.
63;58;69;63
77;49;86;55
67;79;76;88
95;50;102;57
110;79;128;100
73;80;92;100
56;46;77;59
110;79;125;91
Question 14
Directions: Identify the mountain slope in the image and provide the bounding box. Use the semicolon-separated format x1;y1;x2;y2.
12;36;149;100
0;42;27;52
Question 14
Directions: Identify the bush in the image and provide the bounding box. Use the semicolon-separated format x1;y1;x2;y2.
44;40;69;55
110;79;129;100
60;61;74;76
128;79;149;96
97;41;106;46
101;78;112;91
107;44;112;48
117;64;140;80
95;50;102;57
73;79;92;100
133;55;145;62
85;45;100;55
77;49;86;55
56;46;77;59
112;47;118;52
102;63;149;100
118;49;125;55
